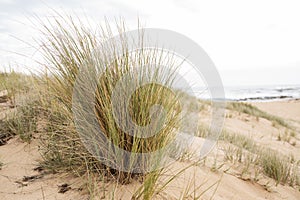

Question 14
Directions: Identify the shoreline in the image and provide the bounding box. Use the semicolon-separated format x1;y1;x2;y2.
199;97;300;103
233;97;300;102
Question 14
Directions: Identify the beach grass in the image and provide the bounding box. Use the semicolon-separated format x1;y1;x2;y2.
32;15;199;199
259;149;292;185
0;71;32;100
0;72;37;144
7;102;39;142
221;131;299;186
195;122;300;187
0;120;14;145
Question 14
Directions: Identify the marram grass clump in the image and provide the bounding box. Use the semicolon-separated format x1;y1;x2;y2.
39;16;182;185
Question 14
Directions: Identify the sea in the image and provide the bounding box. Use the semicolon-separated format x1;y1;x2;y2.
192;85;300;102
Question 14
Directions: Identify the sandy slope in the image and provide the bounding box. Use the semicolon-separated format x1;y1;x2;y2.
0;138;86;200
0;100;299;199
253;100;300;122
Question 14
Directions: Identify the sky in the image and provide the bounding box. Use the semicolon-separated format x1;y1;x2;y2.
0;0;300;86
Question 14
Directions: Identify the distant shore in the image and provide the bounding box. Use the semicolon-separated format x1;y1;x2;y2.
231;96;300;102
193;84;300;102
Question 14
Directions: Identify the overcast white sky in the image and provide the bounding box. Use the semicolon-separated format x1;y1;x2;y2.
0;0;300;86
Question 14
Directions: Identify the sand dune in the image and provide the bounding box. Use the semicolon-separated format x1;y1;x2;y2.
0;99;299;199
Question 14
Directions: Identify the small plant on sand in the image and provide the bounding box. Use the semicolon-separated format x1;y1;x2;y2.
0;77;38;144
289;160;300;186
0;120;14;145
5;102;39;142
0;71;32;102
220;131;257;152
259;149;292;186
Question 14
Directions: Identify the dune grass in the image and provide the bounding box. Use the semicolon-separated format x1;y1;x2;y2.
195;123;300;187
7;102;39;142
0;72;37;144
0;120;14;145
221;131;299;186
259;149;295;185
32;15;196;200
196;124;257;153
0;100;41;144
0;71;32;100
194;100;298;186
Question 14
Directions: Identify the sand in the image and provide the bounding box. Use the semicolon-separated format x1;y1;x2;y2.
0;138;86;200
0;100;299;199
253;100;300;122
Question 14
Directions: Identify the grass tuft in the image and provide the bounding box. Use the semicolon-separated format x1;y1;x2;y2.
37;15;182;188
7;102;39;142
0;71;32;101
259;149;292;185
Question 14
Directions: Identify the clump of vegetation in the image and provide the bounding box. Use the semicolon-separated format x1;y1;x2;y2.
259;149;294;185
38;15;183;193
31;16;222;199
196;124;257;154
0;101;40;143
196;122;300;187
222;140;300;187
0;120;14;145
220;131;257;152
277;130;298;146
227;102;290;128
0;72;37;144
0;71;32;101
39;100;96;174
8;102;39;142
